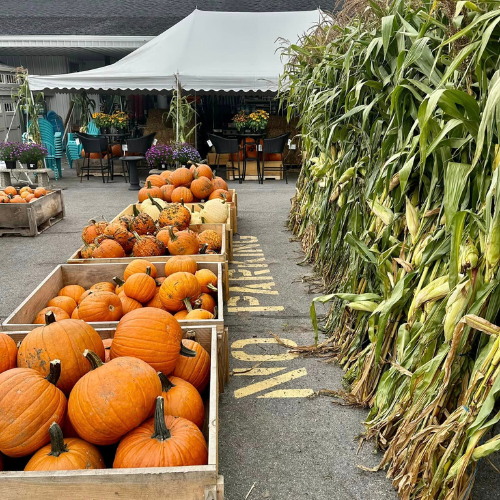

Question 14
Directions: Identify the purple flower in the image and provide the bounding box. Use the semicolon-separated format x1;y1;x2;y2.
145;142;201;167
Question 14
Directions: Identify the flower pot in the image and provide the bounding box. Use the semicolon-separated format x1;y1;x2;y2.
5;161;16;169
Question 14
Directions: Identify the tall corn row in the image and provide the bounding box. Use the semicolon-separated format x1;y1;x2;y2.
280;1;500;498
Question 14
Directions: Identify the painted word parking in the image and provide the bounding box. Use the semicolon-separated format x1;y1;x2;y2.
228;236;313;399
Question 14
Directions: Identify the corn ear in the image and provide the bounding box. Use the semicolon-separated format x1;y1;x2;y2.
444;281;470;341
338;167;355;185
486;213;500;270
413;275;449;311
367;200;394;226
459;241;479;272
347;301;378;313
405;197;419;239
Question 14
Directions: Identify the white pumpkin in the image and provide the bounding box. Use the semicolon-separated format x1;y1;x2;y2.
199;198;228;224
190;211;203;224
140;197;166;221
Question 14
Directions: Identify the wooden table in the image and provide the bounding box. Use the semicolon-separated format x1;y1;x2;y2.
0;168;51;189
119;156;144;190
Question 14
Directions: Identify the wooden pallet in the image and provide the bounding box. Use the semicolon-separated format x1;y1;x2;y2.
0;190;65;237
2;262;225;333
1;325;224;500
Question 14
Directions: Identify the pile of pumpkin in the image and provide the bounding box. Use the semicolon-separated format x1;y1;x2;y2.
79;199;226;259
139;164;233;205
0;186;47;204
0;301;211;471
33;257;217;325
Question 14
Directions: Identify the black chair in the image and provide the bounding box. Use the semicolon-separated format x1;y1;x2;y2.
208;134;242;184
259;133;291;184
76;134;111;183
125;132;156;155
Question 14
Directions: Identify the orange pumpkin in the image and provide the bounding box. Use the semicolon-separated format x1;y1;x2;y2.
20;186;33;194
209;188;232;202
159;272;201;312
24;422;105;471
0;361;67;457
185;309;214;320
0;195;9;203
111;144;122;157
156;227;177;247
25;193;35;202
165;255;198;276
104;223;131;248
192;293;216;314
34;187;47;198
71;308;80;319
10;196;26;203
103;338;112;363
93;239;126;259
131;209;156;235
138;181;162;203
120;295;143;315
212;177;228;191
77;289;93;305
110;307;186;375
167;228;200;255
171;186;194;204
123;266;157;303
80;241;97;258
81;219;107;245
47;296;77;316
146;174;166;188
195;269;218;293
124;259;157;280
160;182;175;202
190;176;213;200
113;396;207;468
18;314;105;394
170;167;193;188
0;332;17;374
158;203;191;230
159;374;204;428
174;310;189;320
173;339;211;392
193;164;213;180
114;276;126;294
58;285;86;304
90;281;116;294
197;230;222;252
160;170;172;180
3;186;16;196
34;307;70;324
68;351;162;445
78;291;123;323
132;232;166;257
20;191;31;199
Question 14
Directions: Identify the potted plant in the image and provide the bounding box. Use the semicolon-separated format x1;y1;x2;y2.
173;142;202;165
0;142;19;169
247;110;269;133
145;143;176;169
16;142;48;169
232;111;249;132
112;111;129;131
92;112;113;133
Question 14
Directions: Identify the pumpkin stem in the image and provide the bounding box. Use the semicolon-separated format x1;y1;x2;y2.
213;306;218;319
180;341;197;358
146;180;153;189
168;226;178;242
48;422;69;457
207;283;218;292
183;297;193;312
45;311;57;325
83;349;104;370
180;198;185;206
146;266;152;276
197;203;204;210
151;396;171;441
201;216;206;224
113;276;125;287
45;359;62;386
132;230;142;241
200;243;209;255
158;372;176;392
132;204;140;217
191;206;195;213
147;193;164;212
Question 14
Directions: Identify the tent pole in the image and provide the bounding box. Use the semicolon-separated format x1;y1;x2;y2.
194;90;197;150
176;73;180;143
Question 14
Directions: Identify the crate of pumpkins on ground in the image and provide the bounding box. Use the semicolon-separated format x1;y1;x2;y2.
2;257;225;333
0;320;224;500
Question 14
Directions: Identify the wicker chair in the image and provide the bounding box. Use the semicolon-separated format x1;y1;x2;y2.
259;133;290;184
76;134;110;183
208;134;241;184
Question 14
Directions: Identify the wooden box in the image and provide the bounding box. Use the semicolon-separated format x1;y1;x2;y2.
227;160;282;181
1;325;224;500
2;262;225;333
0;189;65;236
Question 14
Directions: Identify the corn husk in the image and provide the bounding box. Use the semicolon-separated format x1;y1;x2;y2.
405;197;419;239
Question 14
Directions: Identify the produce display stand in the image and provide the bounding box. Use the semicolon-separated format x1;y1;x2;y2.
0;189;65;237
2;262;225;333
2;325;224;500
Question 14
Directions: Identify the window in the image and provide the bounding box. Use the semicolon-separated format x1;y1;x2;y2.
4;102;15;113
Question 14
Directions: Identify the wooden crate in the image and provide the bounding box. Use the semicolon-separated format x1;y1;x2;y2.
2;262;225;333
0;189;65;237
226;160;282;181
1;325;224;500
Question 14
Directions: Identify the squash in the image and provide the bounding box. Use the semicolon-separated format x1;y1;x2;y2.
141;195;166;221
171;186;194;204
120;295;143;314
24;422;105;471
124;259;157;280
159;272;201;312
209;188;232;202
190;211;203;224
160;170;172;180
160;182;175;202
167;228;200;255
68;351;162;445
0;332;17;374
18;313;105;394
164;255;198;276
156;226;177;247
93;239;126;259
78;291;123;323
103;223;131;248
132;232;166;257
199;198;228;223
58;285;86;304
173;339;211;393
90;281;116;294
192;293;216;314
158;203;191;230
145;174;167;188
33;306;70;324
113;396;207;468
198;230;222;252
0;361;67;457
190;176;213;200
81;219;107;245
169;167;193;188
131;207;156;235
138;181;162;203
123;266;157;303
193;164;213;180
212;177;228;191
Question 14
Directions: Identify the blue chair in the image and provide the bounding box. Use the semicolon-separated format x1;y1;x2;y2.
86;120;100;136
38;118;63;179
65;132;83;169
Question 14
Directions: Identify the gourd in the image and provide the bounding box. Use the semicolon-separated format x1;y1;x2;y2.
141;194;166;221
199;198;228;223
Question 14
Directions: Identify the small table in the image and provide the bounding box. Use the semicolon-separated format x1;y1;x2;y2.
236;132;266;181
119;156;144;191
0;168;52;189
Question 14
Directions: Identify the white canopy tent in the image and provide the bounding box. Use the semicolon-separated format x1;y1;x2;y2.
28;9;321;93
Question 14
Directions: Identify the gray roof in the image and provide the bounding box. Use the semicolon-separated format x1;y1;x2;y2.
0;1;335;36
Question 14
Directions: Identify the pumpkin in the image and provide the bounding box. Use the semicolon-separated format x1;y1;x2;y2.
193;164;213;180
113;396;207;468
146;174;167;188
25;422;105;471
0;196;9;203
20;186;33;194
138;181;162;203
123;266;157;303
104;223;131;247
158;203;191;230
170;167;194;188
190;176;213;200
146;290;164;309
160;182;175;202
173;339;211;392
167;228;200;255
141;195;166;221
132;232;166;257
174;310;189;320
131;208;156;235
158;373;204;428
118;214;134;230
18;313;105;395
0;361;67;457
198;230;222;252
80;241;97;259
47;296;77;316
26;193;35;202
77;289;93;305
111;144;122;157
156;226;177;247
209;188;232;202
103;338;112;363
0;332;17;374
199;198;228;223
110;307;191;374
185;309;214;320
159;272;201;312
81;219;107;245
58;285;86;304
68;351;162;445
192;293;216;314
93;239;126;259
3;186;16;196
71;308;80;319
78;291;123;323
195;269;218;293
124;259;157;280
121;232;136;254
34;187;47;198
160;170;172;180
90;281;116;294
20;191;31;199
212;176;228;191
34;307;70;324
10;196;26;203
171;186;194;204
165;255;198;276
113;277;125;294
190;211;203;224
120;295;143;314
